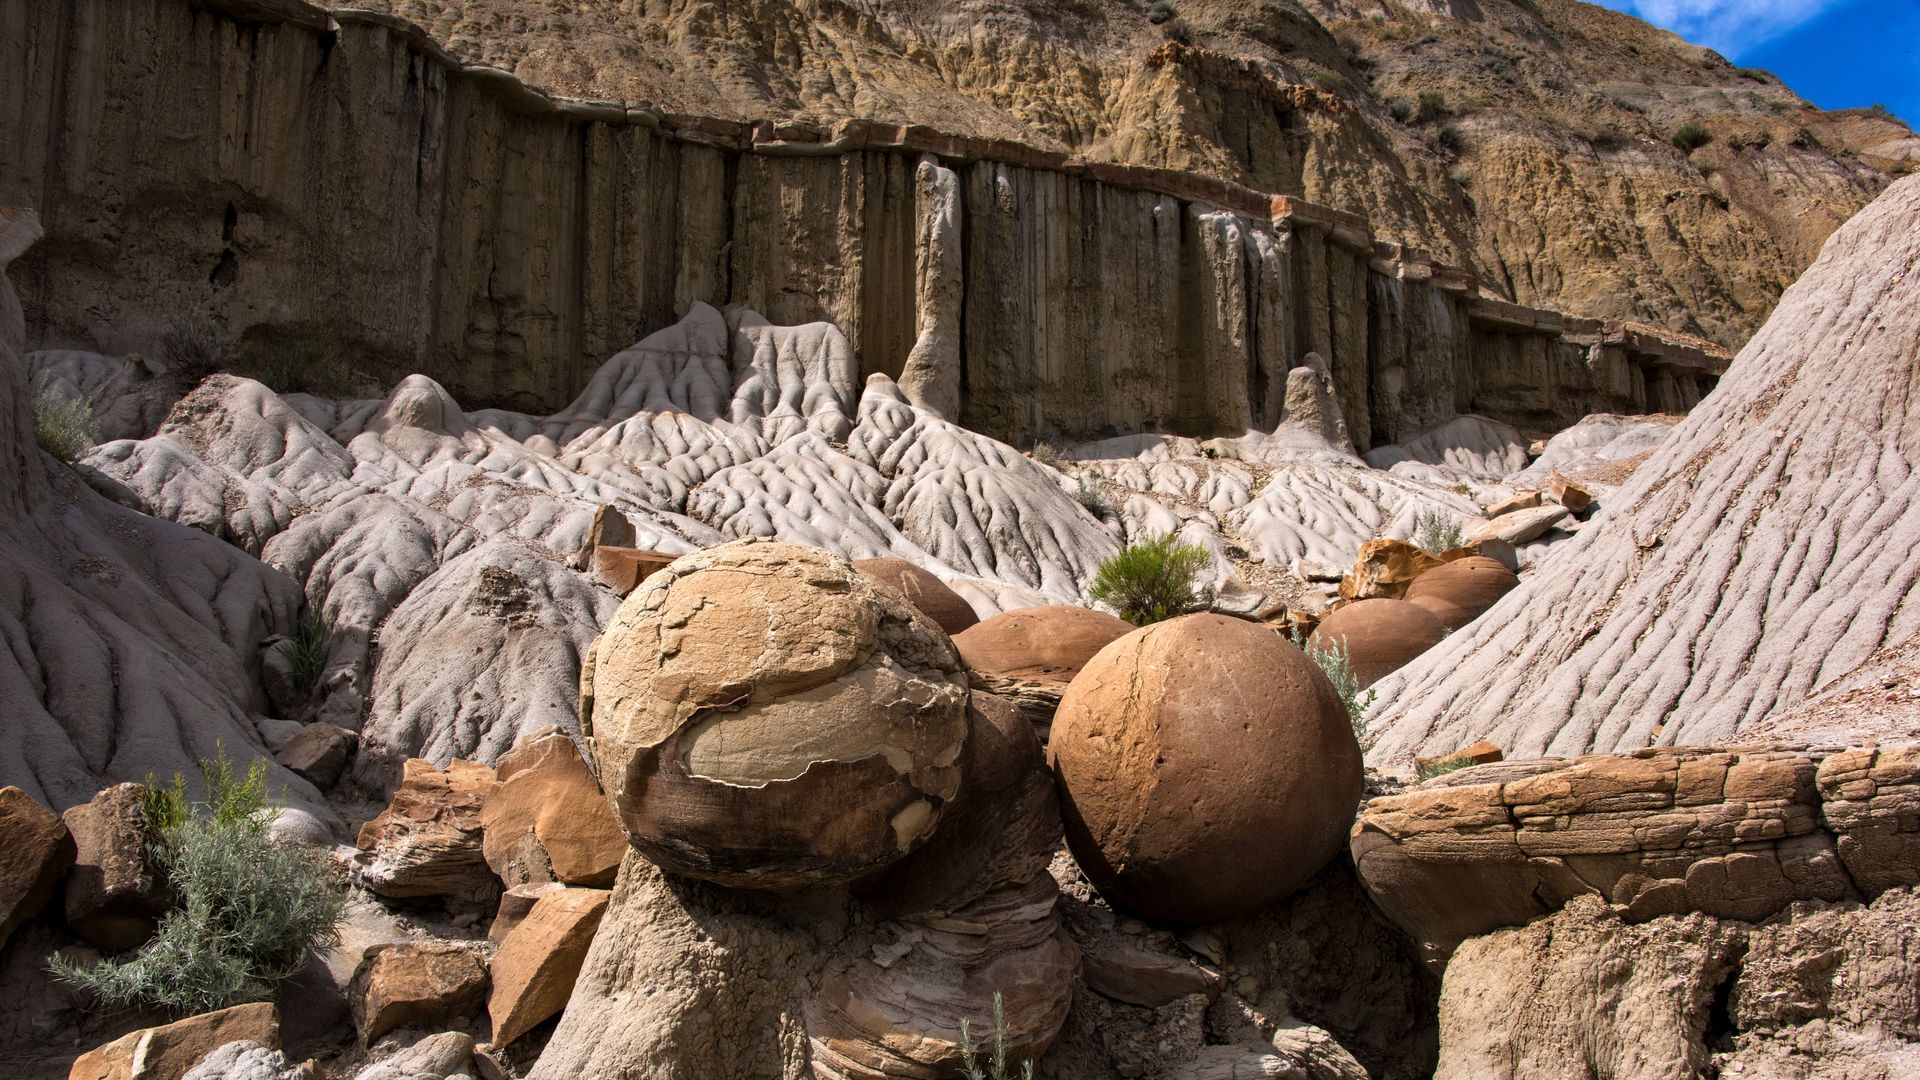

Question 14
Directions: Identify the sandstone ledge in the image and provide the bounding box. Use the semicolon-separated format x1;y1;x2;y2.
1352;745;1920;966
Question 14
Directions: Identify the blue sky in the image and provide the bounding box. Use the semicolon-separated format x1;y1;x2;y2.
1595;0;1919;125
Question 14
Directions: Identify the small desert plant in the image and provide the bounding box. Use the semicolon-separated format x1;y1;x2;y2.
1292;628;1376;740
163;313;232;382
1437;124;1466;153
1074;476;1112;520
52;746;345;1016
1417;757;1478;782
1417;89;1447;119
279;607;331;698
31;383;101;463
1313;69;1351;94
959;993;1034;1080
1089;533;1215;627
1411;508;1464;555
1387;97;1414;122
1671;122;1712;152
1028;441;1067;470
1145;0;1175;24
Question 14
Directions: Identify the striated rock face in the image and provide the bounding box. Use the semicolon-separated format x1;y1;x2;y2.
1437;889;1920;1080
1369;175;1920;764
1351;747;1920;966
1051;614;1362;923
2;0;1734;448
587;540;970;889
280;0;1911;352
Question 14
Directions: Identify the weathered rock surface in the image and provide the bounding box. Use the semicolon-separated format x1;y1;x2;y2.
1403;557;1517;632
855;692;1060;918
952;605;1135;733
352;1031;475;1080
1336;540;1442;603
179;1041;305;1080
356;759;498;905
0;211;330;828
1371;175;1920;763
62;783;171;952
1437;889;1920;1080
1051;614;1362;923
479;731;625;889
273;724;357;789
852;557;980;637
1309;599;1448;689
349;941;488;1044
587;541;969;889
487;885;610;1048
1351;747;1920;966
0;786;73;951
69;1003;280;1080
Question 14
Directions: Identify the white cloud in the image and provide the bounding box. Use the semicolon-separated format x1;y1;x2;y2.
1609;0;1845;57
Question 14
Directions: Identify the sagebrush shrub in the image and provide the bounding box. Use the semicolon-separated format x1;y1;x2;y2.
1411;508;1465;555
31;384;100;463
1073;476;1112;520
959;993;1034;1080
1088;534;1214;626
1292;628;1376;741
52;747;344;1016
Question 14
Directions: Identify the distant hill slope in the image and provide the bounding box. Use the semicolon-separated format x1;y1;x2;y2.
336;0;1916;348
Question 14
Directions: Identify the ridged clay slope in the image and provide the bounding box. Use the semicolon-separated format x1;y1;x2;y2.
328;0;1916;346
1366;174;1920;766
0;209;335;833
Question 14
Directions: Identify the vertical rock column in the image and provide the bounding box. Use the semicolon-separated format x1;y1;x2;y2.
898;157;963;419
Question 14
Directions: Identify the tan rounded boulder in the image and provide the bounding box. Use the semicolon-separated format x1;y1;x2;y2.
1309;599;1448;688
1405;557;1519;631
1049;613;1363;924
587;540;969;889
952;605;1133;682
853;557;980;636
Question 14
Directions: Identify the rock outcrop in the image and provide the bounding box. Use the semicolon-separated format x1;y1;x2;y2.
1369;175;1920;764
355;759;498;905
0;786;73;951
586;540;969;889
1351;747;1920;966
1051;614;1362;923
3;0;1738;449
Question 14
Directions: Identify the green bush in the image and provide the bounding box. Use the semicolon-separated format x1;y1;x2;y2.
1292;628;1375;741
52;747;345;1016
1672;122;1712;152
1417;757;1478;782
1411;508;1465;555
279;607;331;699
1437;124;1466;153
1387;97;1414;122
1313;69;1351;94
1146;1;1175;24
1088;533;1215;627
1073;476;1112;521
32;383;101;463
1417;89;1447;118
959;993;1034;1080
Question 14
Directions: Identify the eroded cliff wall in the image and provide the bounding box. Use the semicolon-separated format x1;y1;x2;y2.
0;0;1724;447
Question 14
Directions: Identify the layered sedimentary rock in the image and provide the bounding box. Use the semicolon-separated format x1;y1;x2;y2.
1;0;1728;449
1368;175;1920;764
1351;747;1920;965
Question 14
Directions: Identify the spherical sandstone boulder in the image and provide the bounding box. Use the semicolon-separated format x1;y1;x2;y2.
1405;556;1519;631
1308;598;1448;688
1049;613;1363;923
853;557;980;636
952;606;1134;683
587;540;970;889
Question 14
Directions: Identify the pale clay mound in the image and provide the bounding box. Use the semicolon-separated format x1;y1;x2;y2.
1368;173;1920;766
13;227;1668;818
